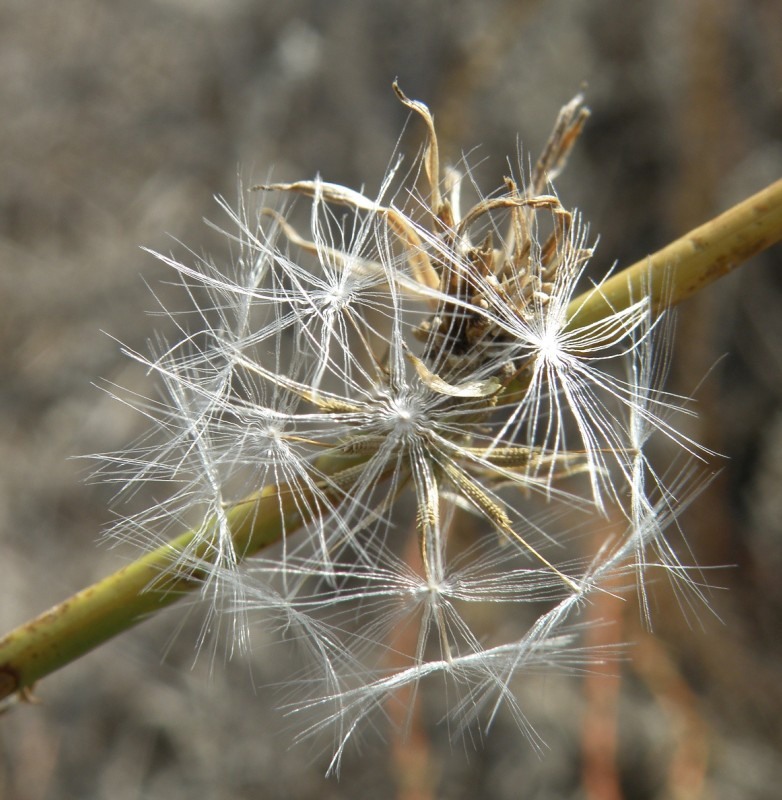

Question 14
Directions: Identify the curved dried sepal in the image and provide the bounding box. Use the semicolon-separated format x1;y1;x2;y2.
457;194;561;239
531;93;590;193
405;348;501;398
393;81;442;213
258;178;440;292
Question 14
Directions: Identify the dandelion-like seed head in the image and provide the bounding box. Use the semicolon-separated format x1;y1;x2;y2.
106;83;711;769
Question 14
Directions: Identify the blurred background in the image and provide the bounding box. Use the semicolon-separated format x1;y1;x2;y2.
1;0;781;797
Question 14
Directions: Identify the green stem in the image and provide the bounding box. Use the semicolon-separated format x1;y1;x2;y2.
2;178;782;704
567;177;782;328
0;484;302;702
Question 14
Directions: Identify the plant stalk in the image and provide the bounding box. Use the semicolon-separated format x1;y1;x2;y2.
0;484;303;703
567;177;782;328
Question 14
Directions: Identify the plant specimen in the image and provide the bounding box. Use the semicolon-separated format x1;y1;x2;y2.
1;85;781;774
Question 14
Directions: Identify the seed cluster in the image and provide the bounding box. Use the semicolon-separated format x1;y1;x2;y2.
103;86;706;770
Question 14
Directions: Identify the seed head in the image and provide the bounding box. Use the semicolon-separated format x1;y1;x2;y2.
102;85;710;767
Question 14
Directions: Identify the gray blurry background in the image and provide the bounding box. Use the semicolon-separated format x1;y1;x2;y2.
2;1;782;798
